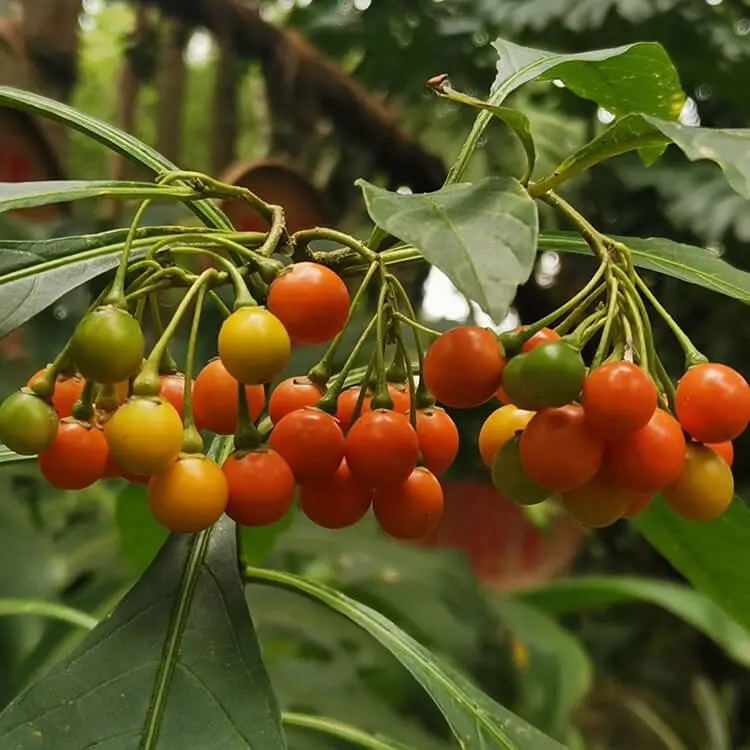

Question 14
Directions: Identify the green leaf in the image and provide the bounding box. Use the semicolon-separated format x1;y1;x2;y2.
358;177;539;322
0;180;201;214
643;116;750;201
491;38;685;120
241;505;297;567
0;446;31;465
538;232;750;303
490;597;592;739
0;86;230;230
517;575;750;668
246;566;565;750
531;114;671;195
534;114;750;199
0;517;287;749
281;712;415;750
0;227;211;338
633;498;750;637
115;483;169;575
0;599;97;631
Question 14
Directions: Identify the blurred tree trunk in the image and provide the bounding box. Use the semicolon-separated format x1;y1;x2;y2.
19;0;82;159
210;25;239;175
156;17;188;164
108;2;151;215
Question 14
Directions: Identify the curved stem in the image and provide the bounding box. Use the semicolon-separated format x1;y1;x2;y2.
308;261;378;386
591;272;619;369
104;199;152;307
315;315;378;414
133;270;217;396
540;191;611;263
281;711;408;750
392;313;439;338
167;246;256;309
293;228;377;263
181;284;206;454
633;274;707;368
150;295;178;374
70;380;96;423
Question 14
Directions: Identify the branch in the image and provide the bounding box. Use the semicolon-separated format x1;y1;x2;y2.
139;0;447;192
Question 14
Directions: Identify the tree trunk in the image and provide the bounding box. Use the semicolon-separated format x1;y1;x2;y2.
156;16;188;164
108;3;150;217
21;0;81;101
210;27;239;175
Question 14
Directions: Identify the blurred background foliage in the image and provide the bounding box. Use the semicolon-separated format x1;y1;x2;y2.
0;0;750;748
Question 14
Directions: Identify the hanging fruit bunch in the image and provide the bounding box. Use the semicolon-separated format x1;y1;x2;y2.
454;206;748;528
0;169;746;539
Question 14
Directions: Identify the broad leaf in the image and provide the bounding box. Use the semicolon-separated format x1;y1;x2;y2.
0;446;31;465
0;517;287;749
0;86;230;230
358;177;539;323
517;576;750;668
246;566;565;750
538;232;750;303
0;180;200;214
644;116;750;201
534;114;750;199
491;597;592;740
633;498;750;636
531;114;671;195
0;247;147;339
491;38;685;120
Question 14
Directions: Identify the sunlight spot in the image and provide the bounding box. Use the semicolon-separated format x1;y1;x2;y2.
679;97;701;126
354;0;372;9
185;31;213;66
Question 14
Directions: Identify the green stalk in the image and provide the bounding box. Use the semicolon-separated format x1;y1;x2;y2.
180;284;207;454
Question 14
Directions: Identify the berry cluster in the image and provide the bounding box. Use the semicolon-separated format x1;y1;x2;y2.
425;320;748;527
0;258;460;540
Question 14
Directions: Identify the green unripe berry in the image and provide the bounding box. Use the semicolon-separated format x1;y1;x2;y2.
71;306;145;384
0;389;59;455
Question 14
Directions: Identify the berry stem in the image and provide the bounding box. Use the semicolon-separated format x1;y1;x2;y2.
133;270;217;397
149;295;179;375
180;283;207;455
166;246;256;309
392;313;439;338
386;273;433;409
633;273;708;369
540;191;611;263
104;200;152;309
591;272;619;369
292;228;377;263
70;380;96;423
501;262;607;355
308;261;378;386
370;277;394;410
315;314;378;414
234;383;263;451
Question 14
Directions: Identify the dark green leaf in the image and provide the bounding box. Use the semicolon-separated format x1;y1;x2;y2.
358;177;539;322
0;516;287;749
0;86;230;230
538;231;750;303
0;248;143;339
115;484;168;575
246;566;565;750
0;599;97;631
632;498;750;636
490;597;592;739
643;116;750;201
0;180;199;214
517;576;750;668
492;38;685;119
